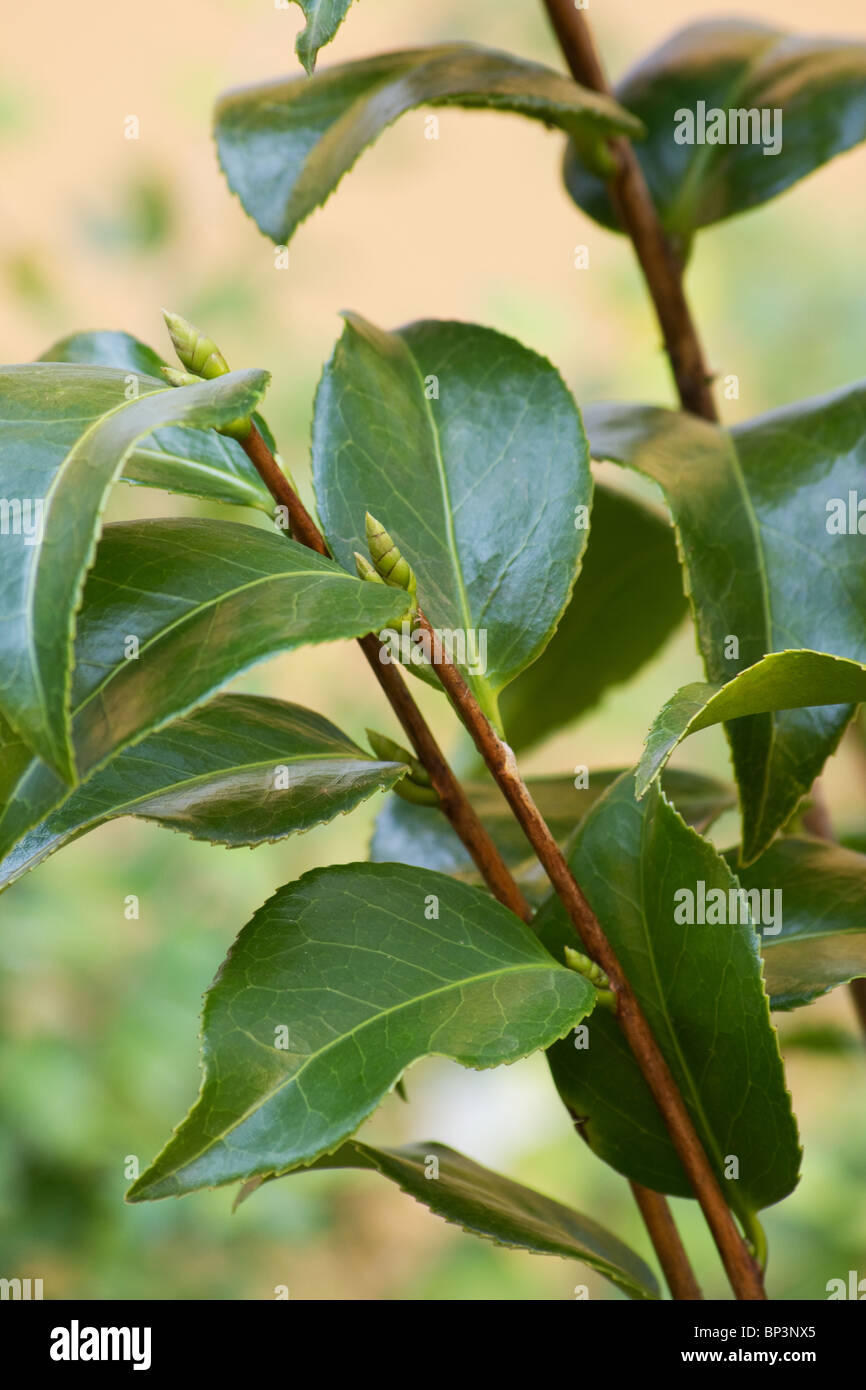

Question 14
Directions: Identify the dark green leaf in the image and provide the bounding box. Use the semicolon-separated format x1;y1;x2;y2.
313;314;591;729
215;45;643;244
0;519;411;862
0;365;269;782
127;863;596;1199
38;331;275;512
586;391;866;861
565;20;866;242
292;0;355;74
0;693;407;892
500;486;686;751
270;1140;661;1299
638;651;866;851
538;772;800;1212
39;329;166;377
732;836;866;1010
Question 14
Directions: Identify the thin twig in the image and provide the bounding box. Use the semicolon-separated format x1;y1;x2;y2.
418;610;765;1299
541;0;718;420
630;1181;703;1301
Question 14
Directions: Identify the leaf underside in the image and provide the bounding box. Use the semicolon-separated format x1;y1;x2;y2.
261;1139;661;1300
565;19;866;240
215;44;642;244
587;391;866;861
0;693;407;892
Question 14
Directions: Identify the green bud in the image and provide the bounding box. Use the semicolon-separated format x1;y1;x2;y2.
594;989;617;1013
393;777;441;808
162;308;230;379
564;946;611;992
365;513;417;597
366;729;432;787
354;552;386;585
161;366;200;388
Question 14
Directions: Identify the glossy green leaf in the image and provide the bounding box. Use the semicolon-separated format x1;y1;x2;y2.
638;651;866;849
586;391;866;861
215;45;643;244
565;19;866;242
39;330;275;512
269;1140;660;1300
0;693;407;892
0;519;411;862
313;314;591;729
500;486;687;751
538;772;800;1212
733;836;866;1011
0;365;270;783
292;0;355;74
127;863;596;1199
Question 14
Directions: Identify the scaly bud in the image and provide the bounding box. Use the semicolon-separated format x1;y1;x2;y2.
366;729;432;787
364;513;417;598
354;552;386;585
162;308;230;379
564;947;611;992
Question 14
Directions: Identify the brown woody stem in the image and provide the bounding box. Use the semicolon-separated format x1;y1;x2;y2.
630;1181;703;1301
541;0;718;420
417;610;765;1299
241;425;702;1291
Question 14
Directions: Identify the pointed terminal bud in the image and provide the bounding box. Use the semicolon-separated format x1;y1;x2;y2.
354;552;386;585
366;729;432;787
364;513;417;598
162;308;230;379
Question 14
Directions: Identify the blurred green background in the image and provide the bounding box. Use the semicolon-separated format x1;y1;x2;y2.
1;0;865;1300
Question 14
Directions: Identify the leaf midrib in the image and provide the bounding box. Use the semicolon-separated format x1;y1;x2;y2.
402;337;476;653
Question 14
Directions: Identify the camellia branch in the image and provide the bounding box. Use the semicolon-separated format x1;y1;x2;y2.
241;423;703;1299
541;0;718;420
164;312;702;1297
416;610;766;1300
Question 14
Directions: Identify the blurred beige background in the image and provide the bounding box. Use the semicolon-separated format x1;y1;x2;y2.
1;0;865;1301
